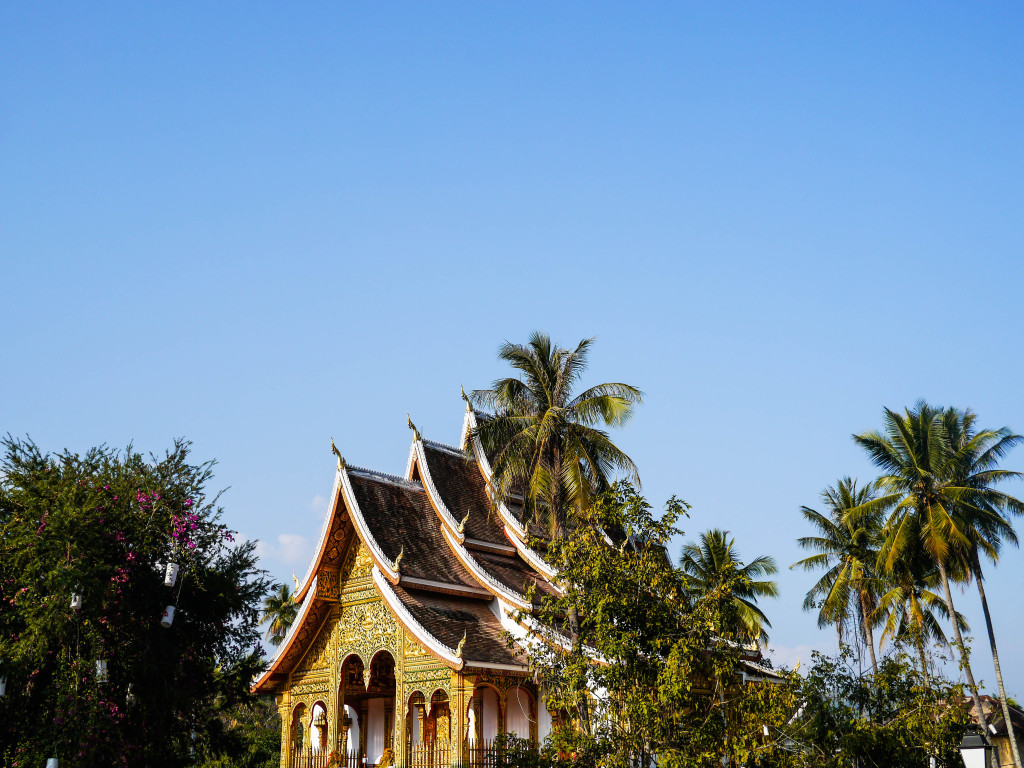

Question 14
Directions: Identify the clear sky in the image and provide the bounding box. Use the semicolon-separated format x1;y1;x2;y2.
3;3;1023;692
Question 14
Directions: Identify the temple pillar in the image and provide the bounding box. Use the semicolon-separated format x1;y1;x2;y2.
278;691;293;768
394;681;406;764
360;699;370;760
451;671;472;768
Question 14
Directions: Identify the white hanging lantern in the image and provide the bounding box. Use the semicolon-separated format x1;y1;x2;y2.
126;683;136;705
70;593;83;611
95;660;108;683
47;760;59;768
0;676;6;697
161;605;175;628
164;562;179;587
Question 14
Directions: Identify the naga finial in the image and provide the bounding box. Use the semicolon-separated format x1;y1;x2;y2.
460;385;471;410
292;570;299;591
393;545;404;573
406;413;421;441
455;630;467;658
331;437;346;471
458;511;470;534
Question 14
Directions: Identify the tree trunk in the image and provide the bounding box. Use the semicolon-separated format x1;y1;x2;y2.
859;589;878;675
915;624;930;687
972;546;1022;768
936;558;989;735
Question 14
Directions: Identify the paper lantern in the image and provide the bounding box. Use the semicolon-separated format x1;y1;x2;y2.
95;660;108;683
0;676;6;697
47;759;59;768
164;562;179;587
161;606;175;628
126;683;136;705
70;593;83;611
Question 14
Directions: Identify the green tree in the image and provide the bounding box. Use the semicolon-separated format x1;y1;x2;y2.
517;484;780;768
776;647;969;768
851;402;1011;734
942;406;1024;768
195;696;281;768
260;583;299;646
679;528;779;646
0;437;270;768
469;332;642;537
793;478;884;674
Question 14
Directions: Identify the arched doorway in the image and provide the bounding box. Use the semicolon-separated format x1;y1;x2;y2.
406;689;450;768
340;651;397;765
506;686;536;744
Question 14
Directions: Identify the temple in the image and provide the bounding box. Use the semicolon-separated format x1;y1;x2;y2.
253;404;564;768
253;402;778;768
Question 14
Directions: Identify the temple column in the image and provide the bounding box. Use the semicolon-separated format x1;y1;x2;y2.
337;674;347;754
329;608;342;751
451;672;471;768
360;699;370;761
394;681;406;764
278;691;293;768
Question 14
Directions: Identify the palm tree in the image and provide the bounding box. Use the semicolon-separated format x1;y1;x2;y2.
943;407;1024;768
851;402;1015;736
792;478;884;674
871;550;966;682
470;332;642;537
260;583;299;647
680;528;778;646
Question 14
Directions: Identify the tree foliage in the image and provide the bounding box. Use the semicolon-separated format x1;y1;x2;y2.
772;647;969;768
470;332;642;536
515;484;782;768
0;437;270;768
680;528;779;646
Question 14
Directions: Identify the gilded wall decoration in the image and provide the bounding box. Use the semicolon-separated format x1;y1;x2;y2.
404;667;452;699
296;620;334;674
473;670;530;693
353;543;375;579
342;587;378;605
404;632;428;659
337;599;401;679
317;568;340;600
293;681;331;695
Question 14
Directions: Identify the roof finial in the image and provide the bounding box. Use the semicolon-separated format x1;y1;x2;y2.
331;436;346;472
460;385;471;410
406;413;421;441
393;545;404;573
292;570;299;591
455;630;467;658
458;511;470;534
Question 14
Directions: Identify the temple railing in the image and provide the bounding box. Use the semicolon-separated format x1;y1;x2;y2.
407;742;450;768
290;749;368;768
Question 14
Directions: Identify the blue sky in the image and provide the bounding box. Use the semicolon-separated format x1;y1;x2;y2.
3;3;1023;690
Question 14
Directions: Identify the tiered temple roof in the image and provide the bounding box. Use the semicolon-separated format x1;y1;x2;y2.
253;407;559;693
253;403;776;696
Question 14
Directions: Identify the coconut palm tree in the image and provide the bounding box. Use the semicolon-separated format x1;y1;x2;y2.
871;550;966;682
942;406;1024;768
792;477;884;674
680;528;779;646
260;583;299;647
469;332;642;537
851;402;1015;736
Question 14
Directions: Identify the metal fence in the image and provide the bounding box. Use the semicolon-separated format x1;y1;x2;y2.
406;742;451;768
291;741;528;768
290;749;369;768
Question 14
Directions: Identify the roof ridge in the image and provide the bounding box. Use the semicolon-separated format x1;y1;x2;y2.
348;466;425;490
422;439;464;456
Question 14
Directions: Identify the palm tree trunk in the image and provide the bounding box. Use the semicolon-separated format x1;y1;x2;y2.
936;558;989;734
858;590;878;675
972;547;1023;768
915;627;930;686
